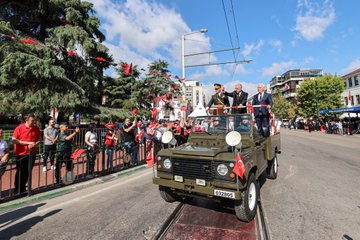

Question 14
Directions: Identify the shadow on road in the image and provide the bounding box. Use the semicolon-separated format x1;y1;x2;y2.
0;203;46;228
0;208;62;240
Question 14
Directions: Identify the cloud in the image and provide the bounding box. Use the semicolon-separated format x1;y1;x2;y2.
269;39;283;53
241;40;264;58
293;0;335;41
303;56;315;65
88;0;211;71
342;59;360;74
262;61;295;77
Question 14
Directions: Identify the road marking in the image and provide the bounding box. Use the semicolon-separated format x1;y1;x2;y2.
0;169;152;231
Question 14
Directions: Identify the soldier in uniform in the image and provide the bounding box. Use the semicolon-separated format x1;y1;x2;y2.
206;83;230;115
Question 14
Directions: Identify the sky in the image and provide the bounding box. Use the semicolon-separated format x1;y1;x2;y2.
87;0;360;101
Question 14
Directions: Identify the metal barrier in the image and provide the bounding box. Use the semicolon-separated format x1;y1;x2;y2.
0;128;148;202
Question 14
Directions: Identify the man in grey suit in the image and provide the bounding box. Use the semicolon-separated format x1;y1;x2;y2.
223;83;248;114
252;83;272;137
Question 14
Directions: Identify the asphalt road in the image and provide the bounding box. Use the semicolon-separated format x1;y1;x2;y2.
261;129;360;240
0;130;359;240
0;169;178;240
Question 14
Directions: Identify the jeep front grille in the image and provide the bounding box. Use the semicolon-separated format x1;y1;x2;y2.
172;158;213;180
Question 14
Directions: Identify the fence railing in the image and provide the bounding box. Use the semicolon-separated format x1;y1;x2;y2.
0;127;148;202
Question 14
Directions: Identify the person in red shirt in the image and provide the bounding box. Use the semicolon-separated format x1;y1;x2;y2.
12;113;42;194
105;124;117;172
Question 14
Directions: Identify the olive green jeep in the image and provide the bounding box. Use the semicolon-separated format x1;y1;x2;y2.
153;114;281;222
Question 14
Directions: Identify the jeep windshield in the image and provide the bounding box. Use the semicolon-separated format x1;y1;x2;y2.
192;115;252;134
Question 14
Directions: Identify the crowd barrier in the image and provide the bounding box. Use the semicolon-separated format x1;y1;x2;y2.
0;127;148;202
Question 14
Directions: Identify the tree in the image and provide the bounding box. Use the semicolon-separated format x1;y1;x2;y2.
296;74;345;118
132;60;179;112
271;91;295;120
0;1;112;121
103;62;140;109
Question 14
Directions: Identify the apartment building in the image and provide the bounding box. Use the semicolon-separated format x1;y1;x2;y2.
341;67;360;106
269;69;323;104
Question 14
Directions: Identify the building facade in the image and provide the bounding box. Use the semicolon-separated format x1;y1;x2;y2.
341;68;360;106
269;69;323;103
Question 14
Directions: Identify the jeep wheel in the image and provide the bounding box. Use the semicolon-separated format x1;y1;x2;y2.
234;173;259;222
159;186;178;202
267;155;278;179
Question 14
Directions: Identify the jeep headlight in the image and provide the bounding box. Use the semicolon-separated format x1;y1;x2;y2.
163;159;172;169
217;164;228;176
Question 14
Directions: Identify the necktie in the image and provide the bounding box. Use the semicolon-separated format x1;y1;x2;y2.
259;93;262;101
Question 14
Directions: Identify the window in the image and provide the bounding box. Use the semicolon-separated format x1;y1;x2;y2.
354;75;359;86
356;95;360;105
344;97;348;106
348;78;353;87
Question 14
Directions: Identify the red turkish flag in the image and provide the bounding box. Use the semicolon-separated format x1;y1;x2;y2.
67;51;77;56
95;57;106;62
124;63;132;74
348;91;353;102
146;148;154;167
70;148;85;159
233;153;245;179
21;39;40;45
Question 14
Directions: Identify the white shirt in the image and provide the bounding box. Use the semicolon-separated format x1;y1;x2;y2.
85;131;98;144
0;140;8;156
258;92;263;101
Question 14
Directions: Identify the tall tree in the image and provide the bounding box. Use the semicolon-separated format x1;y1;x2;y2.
132;60;179;111
296;74;345;118
104;62;140;109
0;0;111;121
271;91;295;120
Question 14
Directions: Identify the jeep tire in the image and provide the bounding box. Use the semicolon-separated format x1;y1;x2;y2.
234;173;259;222
159;186;178;202
267;155;278;179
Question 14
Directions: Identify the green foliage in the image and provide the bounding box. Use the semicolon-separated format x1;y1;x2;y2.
272;91;295;120
296;74;345;118
0;0;112;121
132;60;179;111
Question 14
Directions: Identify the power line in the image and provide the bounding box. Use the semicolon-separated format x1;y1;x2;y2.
230;0;241;48
221;0;236;60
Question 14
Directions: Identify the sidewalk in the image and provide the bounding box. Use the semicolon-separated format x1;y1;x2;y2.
0;145;147;201
0;164;149;212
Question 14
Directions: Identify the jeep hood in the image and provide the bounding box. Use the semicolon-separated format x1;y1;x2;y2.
171;142;226;157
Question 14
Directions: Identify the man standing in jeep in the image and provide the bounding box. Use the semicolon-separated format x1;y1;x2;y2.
206;83;230;114
252;83;272;137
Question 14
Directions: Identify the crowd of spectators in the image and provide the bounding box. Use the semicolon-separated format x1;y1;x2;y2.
0;112;195;194
286;117;360;135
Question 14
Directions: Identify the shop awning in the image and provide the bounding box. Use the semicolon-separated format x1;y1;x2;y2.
319;106;360;114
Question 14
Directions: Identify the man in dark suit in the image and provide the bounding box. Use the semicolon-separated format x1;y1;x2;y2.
223;83;248;114
252;83;272;137
206;83;230;114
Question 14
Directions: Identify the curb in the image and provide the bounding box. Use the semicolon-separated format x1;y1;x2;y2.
0;164;148;212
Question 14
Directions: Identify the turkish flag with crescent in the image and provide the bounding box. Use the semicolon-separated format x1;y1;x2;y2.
233;153;245;179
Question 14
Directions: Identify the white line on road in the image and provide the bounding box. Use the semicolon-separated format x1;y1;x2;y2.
0;169;153;231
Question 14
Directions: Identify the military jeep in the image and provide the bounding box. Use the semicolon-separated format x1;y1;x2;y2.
153;114;281;222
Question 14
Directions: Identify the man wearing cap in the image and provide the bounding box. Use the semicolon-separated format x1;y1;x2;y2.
207;83;230;114
236;117;251;132
252;83;272;137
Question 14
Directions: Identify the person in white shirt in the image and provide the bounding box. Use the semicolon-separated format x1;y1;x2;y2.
85;123;98;176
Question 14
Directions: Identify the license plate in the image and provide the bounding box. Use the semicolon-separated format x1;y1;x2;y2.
174;175;183;182
214;189;235;199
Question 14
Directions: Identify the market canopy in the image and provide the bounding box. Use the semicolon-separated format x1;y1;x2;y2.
319;106;360;114
188;102;208;118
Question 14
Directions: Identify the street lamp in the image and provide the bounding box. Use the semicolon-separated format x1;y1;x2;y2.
180;29;208;121
181;28;208;85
